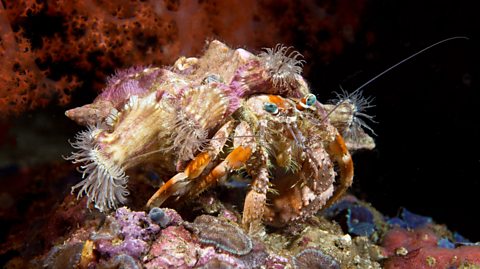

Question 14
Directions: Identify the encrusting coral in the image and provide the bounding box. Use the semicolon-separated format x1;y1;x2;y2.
0;0;368;117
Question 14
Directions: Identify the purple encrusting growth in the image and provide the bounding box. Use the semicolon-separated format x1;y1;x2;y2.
65;66;164;127
386;208;432;229
94;207;161;258
293;248;340;269
187;215;253;256
346;206;375;237
100;66;164;105
322;195;376;237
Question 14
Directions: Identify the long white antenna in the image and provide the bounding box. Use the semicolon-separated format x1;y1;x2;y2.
349;36;469;97
323;36;470;124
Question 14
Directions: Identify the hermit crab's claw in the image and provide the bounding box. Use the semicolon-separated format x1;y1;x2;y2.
324;132;354;208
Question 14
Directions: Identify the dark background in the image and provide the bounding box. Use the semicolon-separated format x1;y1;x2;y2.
0;0;479;252
310;1;479;241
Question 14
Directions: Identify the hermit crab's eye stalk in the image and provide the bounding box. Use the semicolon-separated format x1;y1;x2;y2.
264;102;279;114
295;94;317;111
302;94;317;107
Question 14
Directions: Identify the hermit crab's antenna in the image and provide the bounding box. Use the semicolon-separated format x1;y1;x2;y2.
324;36;470;122
349;36;469;97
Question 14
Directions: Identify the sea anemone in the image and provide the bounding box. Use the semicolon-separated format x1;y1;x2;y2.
329;88;376;140
65;126;129;212
259;44;305;88
168;84;231;161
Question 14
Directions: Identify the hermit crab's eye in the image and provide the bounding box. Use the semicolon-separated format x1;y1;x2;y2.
263;102;279;114
304;94;316;107
296;94;317;110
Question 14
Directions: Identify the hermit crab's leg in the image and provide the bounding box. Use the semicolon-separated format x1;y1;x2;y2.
324;132;354;208
242;119;270;234
242;146;269;235
146;120;235;208
186;121;256;198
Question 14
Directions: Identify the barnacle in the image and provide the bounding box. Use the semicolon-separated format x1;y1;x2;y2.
65;126;129;212
259;44;305;88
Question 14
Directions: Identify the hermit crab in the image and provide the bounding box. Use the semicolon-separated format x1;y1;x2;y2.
65;40;375;231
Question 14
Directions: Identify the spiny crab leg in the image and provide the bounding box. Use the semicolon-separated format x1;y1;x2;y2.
240;119;269;234
324;132;354;208
185;121;256;198
146;120;235;208
242;147;269;235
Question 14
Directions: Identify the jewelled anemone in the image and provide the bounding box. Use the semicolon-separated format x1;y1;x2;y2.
259;44;306;88
66;126;129;211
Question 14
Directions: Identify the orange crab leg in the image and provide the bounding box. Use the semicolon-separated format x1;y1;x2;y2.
188;146;253;197
146;152;212;208
147;121;234;208
184;120;256;199
324;132;354;208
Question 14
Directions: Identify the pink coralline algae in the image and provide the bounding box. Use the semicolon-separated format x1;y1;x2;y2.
26;197;479;269
382;227;480;268
144;225;248;269
145;214;271;268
